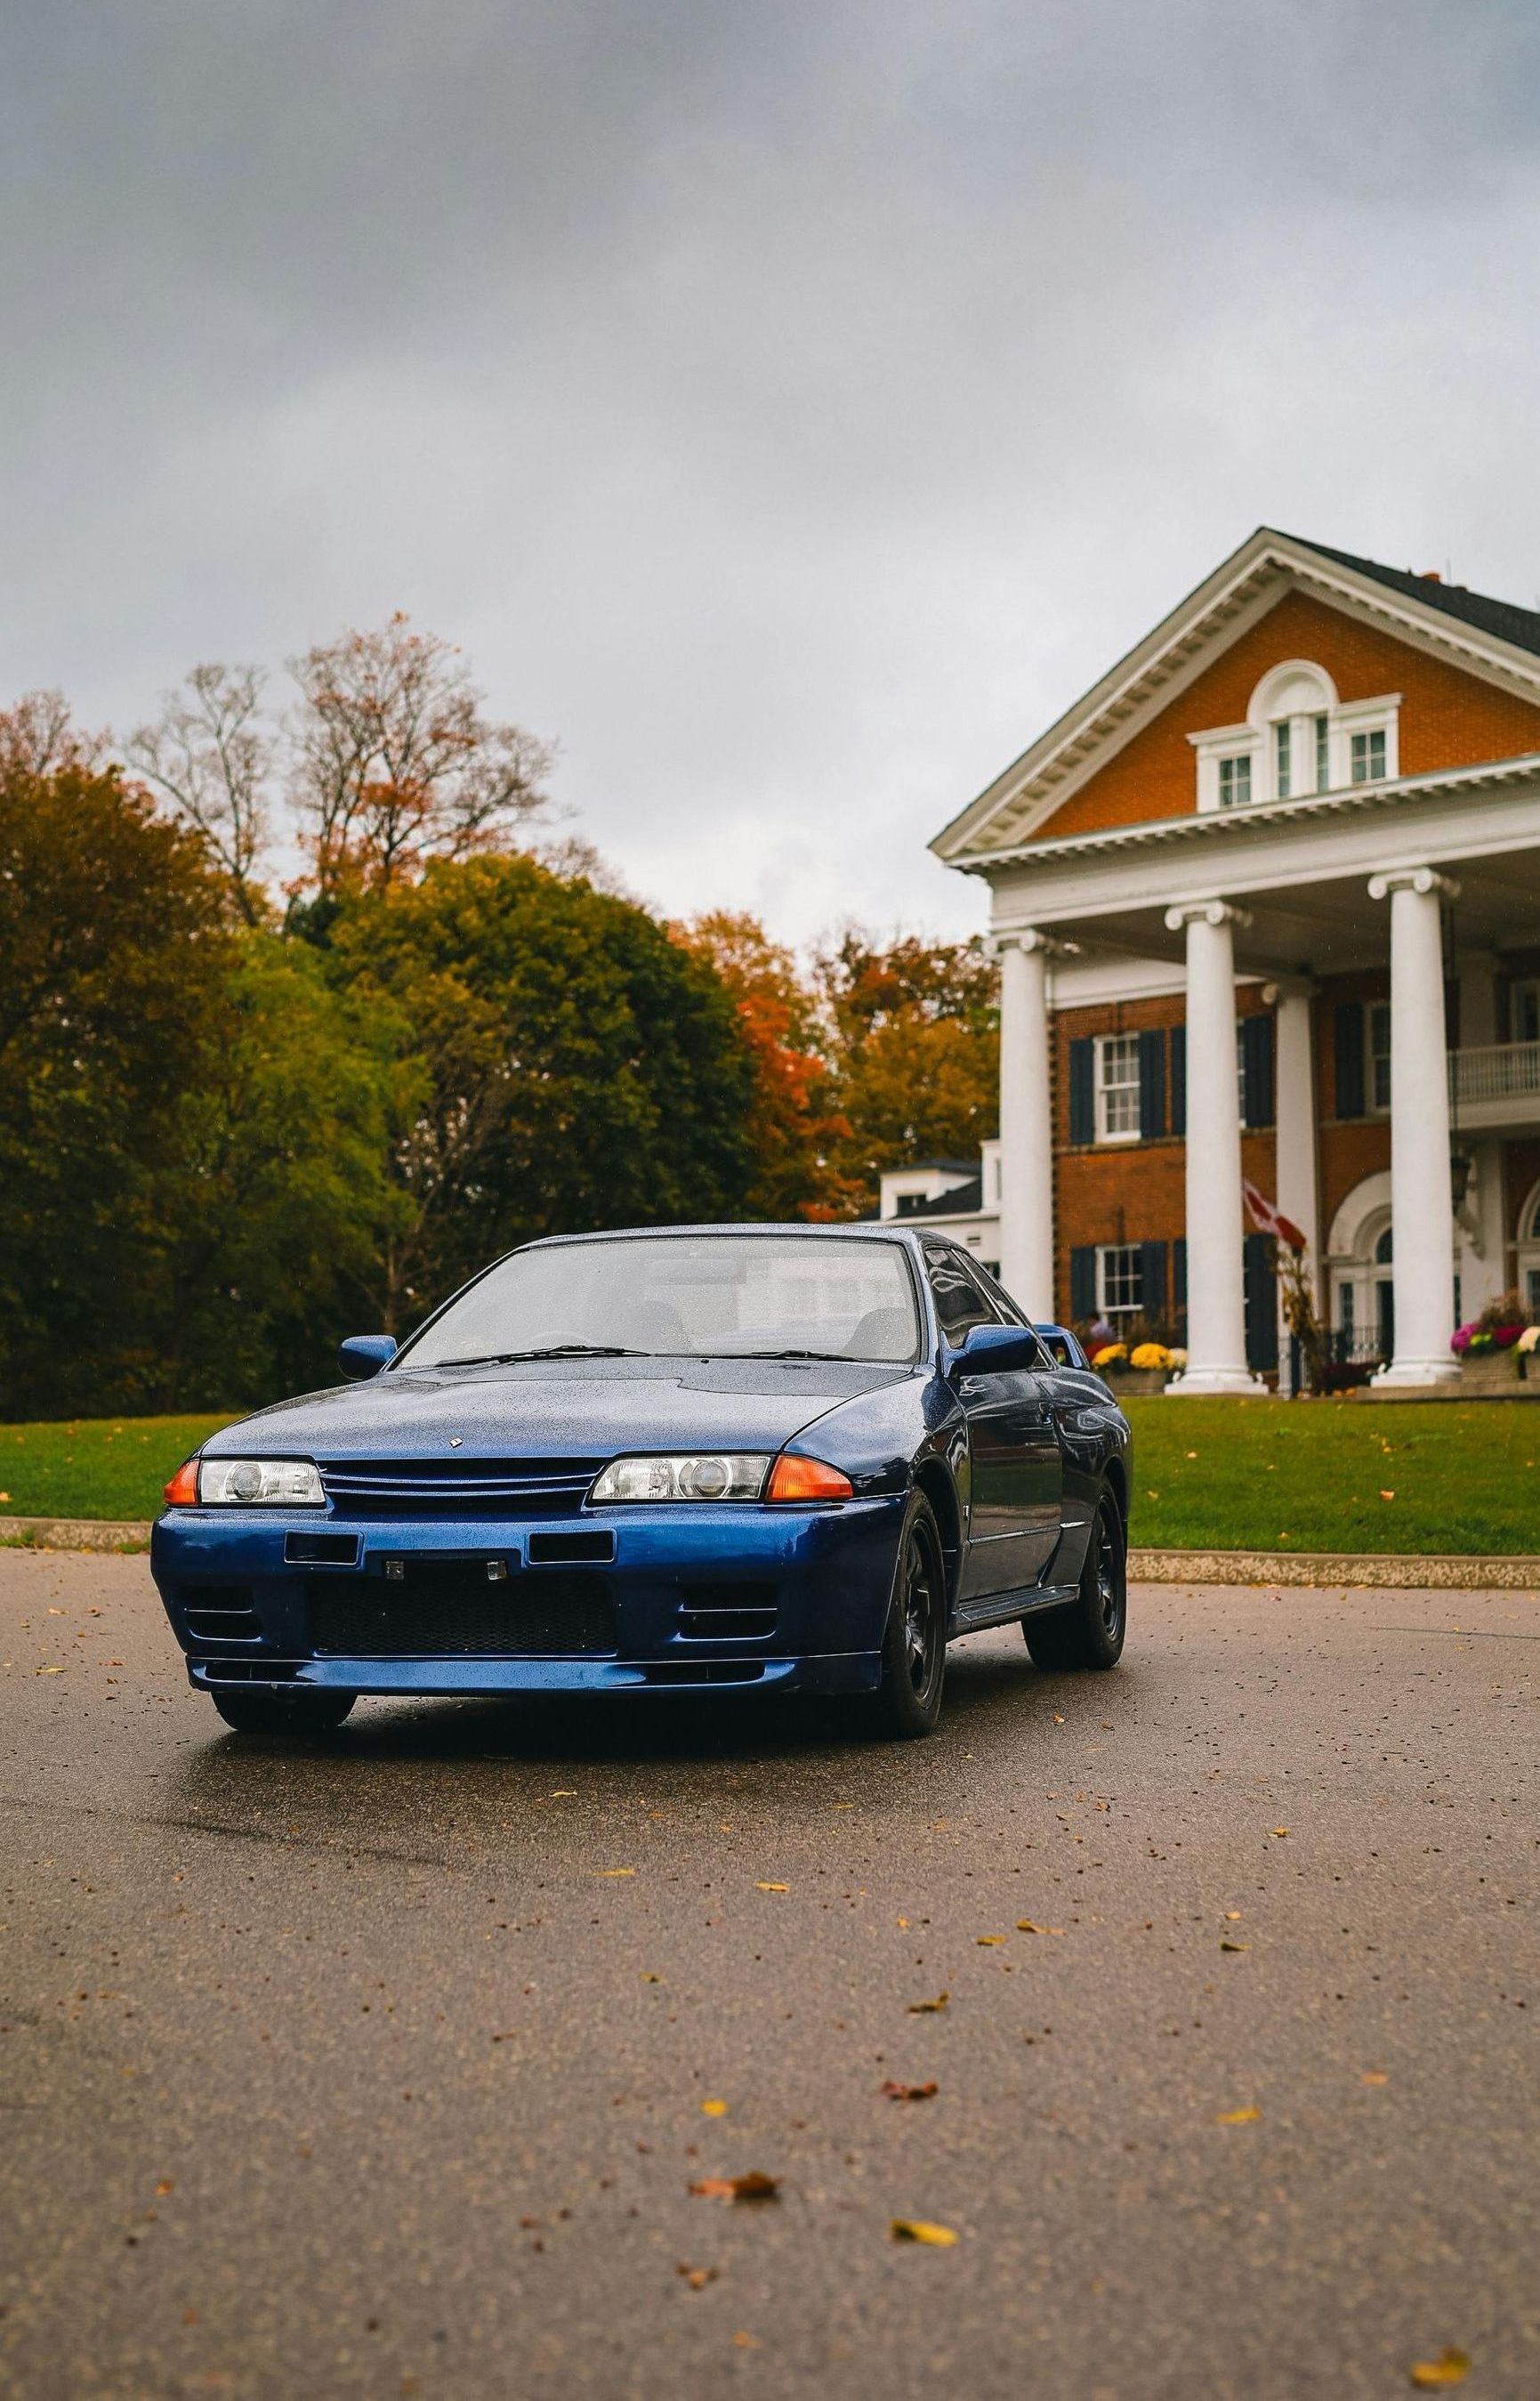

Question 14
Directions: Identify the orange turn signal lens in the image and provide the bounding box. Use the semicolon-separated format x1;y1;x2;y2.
765;1454;853;1504
163;1457;200;1508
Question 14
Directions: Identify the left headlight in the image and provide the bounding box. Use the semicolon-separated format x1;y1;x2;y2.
197;1458;327;1507
589;1453;771;1503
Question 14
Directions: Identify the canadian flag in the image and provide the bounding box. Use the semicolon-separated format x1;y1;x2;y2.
1242;1178;1308;1253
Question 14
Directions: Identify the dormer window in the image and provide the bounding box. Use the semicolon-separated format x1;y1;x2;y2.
1218;754;1252;809
1190;663;1400;812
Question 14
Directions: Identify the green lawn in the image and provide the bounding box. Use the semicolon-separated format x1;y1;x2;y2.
1;1397;1538;1556
0;1414;231;1524
1122;1395;1540;1555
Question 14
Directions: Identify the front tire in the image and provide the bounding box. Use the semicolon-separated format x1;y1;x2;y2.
867;1492;947;1738
211;1688;356;1736
1024;1487;1126;1672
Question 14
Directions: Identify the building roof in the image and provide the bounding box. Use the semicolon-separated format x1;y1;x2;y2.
1288;534;1540;662
931;526;1540;866
892;1178;984;1218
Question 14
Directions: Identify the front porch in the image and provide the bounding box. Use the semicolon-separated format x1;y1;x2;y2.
979;756;1540;1391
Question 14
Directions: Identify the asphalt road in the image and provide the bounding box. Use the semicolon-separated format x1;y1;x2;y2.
1;1551;1536;2400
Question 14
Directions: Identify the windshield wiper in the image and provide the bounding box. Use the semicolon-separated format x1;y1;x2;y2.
736;1347;862;1363
441;1344;657;1366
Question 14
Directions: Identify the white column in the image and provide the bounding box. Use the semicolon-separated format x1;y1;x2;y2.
1269;982;1319;1388
1165;901;1267;1395
1370;868;1463;1386
996;931;1055;1320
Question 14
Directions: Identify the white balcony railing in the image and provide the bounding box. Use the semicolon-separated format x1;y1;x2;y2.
1448;1040;1540;1106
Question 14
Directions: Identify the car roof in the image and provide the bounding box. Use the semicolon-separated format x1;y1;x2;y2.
519;1222;923;1250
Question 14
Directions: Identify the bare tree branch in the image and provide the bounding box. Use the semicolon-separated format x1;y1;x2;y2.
285;612;555;895
126;664;272;926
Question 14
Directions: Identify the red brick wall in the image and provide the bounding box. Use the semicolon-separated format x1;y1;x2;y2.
1030;590;1540;844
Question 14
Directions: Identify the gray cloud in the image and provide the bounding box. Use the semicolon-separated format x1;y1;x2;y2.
4;1;1539;939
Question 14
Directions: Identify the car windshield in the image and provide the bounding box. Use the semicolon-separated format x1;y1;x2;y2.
399;1233;923;1369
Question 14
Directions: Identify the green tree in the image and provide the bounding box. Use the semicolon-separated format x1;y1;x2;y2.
330;854;756;1330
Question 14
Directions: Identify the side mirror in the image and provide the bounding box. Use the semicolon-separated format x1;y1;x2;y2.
337;1334;398;1380
948;1322;1042;1375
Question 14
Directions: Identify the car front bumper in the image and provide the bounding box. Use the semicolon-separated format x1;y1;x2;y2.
150;1496;906;1700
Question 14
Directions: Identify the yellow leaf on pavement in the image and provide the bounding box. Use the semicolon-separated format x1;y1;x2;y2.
1408;2348;1471;2389
755;1881;789;1893
1016;1920;1064;1936
701;2098;728;2117
597;1868;634;1878
1214;2106;1261;2124
976;1936;1005;1947
907;1993;949;2013
890;2219;958;2246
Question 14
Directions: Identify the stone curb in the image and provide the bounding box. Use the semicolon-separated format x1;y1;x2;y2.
1;1516;1536;1589
0;1516;152;1553
1129;1547;1540;1589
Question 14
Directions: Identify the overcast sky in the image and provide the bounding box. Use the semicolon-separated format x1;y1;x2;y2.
4;1;1539;944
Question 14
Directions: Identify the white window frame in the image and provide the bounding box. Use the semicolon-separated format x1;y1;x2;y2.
1094;1033;1141;1144
1098;1242;1144;1316
1368;1000;1391;1114
1190;667;1399;811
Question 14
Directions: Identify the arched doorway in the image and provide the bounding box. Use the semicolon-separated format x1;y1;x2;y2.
1326;1170;1394;1368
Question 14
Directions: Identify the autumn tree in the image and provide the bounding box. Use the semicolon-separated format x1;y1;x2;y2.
287;614;554;896
674;910;857;1219
126;664;273;926
814;929;999;1207
329;854;756;1330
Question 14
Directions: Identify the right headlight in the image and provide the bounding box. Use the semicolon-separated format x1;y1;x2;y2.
197;1458;327;1507
589;1453;771;1503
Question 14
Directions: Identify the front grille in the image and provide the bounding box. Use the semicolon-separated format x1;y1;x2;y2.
676;1579;778;1642
318;1457;606;1517
307;1559;617;1656
182;1585;262;1642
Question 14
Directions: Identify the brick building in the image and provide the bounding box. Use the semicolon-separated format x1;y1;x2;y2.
919;528;1540;1392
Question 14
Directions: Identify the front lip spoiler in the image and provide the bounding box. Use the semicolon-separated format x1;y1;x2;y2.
186;1651;881;1698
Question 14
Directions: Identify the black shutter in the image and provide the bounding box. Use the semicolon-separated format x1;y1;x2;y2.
1244;1232;1278;1372
1069;1246;1097;1321
1170;1024;1187;1136
1334;1002;1365;1120
1068;1038;1095;1145
1138;1028;1166;1139
1173;1237;1187;1311
1140;1239;1166;1319
1242;1013;1276;1129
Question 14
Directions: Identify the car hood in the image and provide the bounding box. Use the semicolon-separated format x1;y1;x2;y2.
205;1355;919;1462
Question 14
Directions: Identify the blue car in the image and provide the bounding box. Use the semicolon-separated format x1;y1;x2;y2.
154;1225;1133;1741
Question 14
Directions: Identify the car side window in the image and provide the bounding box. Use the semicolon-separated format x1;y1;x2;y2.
970;1263;1054;1369
923;1247;999;1343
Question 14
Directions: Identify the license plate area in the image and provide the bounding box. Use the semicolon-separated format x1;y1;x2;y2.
307;1552;617;1657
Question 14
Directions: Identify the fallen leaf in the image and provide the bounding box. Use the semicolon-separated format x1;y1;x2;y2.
1408;2348;1471;2389
732;2332;760;2348
1362;2071;1390;2086
755;1882;789;1893
1052;1713;1065;1724
552;1789;576;1798
896;1915;910;1929
907;1993;949;2013
1219;1939;1249;1952
976;1935;1006;1947
1215;2106;1261;2124
37;1665;66;1675
880;2081;938;2101
890;2219;958;2246
689;2171;779;2203
155;2179;174;2196
640;1973;663;1984
1380;1490;1396;1502
1270;1827;1290;1839
491;2030;518;2041
1016;1920;1065;1936
701;2098;728;2117
1224;1911;1243;1921
675;2263;718;2289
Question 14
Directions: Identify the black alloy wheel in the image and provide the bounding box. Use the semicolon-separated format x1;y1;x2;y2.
210;1688;357;1736
1024;1486;1127;1672
867;1492;947;1738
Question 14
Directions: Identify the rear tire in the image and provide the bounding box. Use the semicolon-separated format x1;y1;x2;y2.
865;1492;947;1739
1024;1488;1126;1672
210;1688;356;1736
